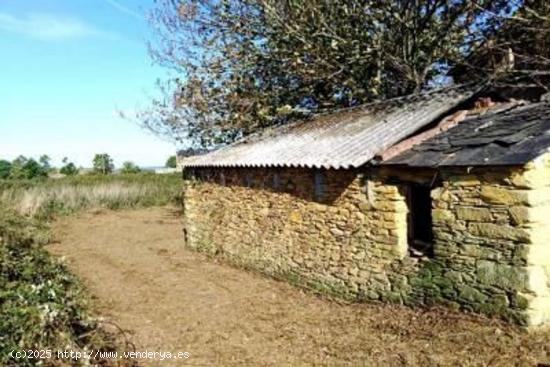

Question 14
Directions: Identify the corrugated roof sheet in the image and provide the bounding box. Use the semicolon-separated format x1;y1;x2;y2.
383;101;550;167
179;84;481;169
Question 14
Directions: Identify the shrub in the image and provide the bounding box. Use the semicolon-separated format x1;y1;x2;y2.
59;162;79;176
0;206;127;366
9;156;47;180
120;161;141;174
0;160;11;179
165;155;177;168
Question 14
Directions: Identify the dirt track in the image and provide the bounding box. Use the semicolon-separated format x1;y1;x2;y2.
49;207;550;366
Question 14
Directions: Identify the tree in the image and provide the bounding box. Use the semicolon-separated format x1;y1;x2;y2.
453;0;550;84
39;154;52;173
92;154;114;175
9;156;47;179
0;160;11;179
59;157;79;176
9;156;28;179
120;161;141;174
165;155;177;168
143;0;520;148
23;159;47;179
60;163;78;176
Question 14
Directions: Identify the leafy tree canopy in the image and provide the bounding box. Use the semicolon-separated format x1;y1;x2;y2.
59;158;79;176
453;0;550;84
165;155;177;168
141;0;549;149
0;160;11;179
39;154;52;173
9;156;48;180
120;161;141;174
92;154;114;175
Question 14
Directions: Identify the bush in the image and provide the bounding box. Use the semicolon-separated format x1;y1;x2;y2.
0;160;11;179
0;172;171;365
59;162;79;176
120;161;141;174
9;157;47;180
165;156;177;168
0;206;126;366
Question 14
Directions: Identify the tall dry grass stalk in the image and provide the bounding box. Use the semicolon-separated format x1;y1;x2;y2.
0;174;182;218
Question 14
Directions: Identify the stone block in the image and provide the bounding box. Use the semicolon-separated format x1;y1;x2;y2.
526;266;550;296
378;221;397;230
431;187;450;201
526;296;550;326
288;210;303;223
476;260;528;290
456;207;492;222
448;175;481;187
469;223;530;243
374;185;399;195
444;270;463;282
514;160;550;189
457;284;488;303
480;186;529;206
509;206;529;225
432;209;454;223
460;244;482;257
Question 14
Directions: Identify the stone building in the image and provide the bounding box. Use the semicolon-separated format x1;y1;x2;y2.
178;84;550;327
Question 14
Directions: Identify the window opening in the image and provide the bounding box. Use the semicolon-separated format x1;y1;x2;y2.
313;170;326;202
407;184;434;257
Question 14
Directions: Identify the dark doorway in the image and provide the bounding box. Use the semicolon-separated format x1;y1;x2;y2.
407;184;434;257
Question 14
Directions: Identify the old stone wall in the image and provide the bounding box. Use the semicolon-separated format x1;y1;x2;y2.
183;168;409;299
182;160;550;326
423;168;534;324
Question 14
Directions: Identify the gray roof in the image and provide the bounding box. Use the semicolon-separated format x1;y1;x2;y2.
179;84;480;169
384;101;550;167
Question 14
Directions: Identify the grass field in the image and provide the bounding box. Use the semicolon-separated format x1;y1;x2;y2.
0;173;182;365
1;173;182;218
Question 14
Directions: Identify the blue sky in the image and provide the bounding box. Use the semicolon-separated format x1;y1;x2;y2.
0;0;177;168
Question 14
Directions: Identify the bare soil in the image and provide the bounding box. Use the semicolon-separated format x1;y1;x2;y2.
49;207;550;366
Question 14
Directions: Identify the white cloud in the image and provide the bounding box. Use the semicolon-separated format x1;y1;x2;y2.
103;0;144;21
0;12;112;41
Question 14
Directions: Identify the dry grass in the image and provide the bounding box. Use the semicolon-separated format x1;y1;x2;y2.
50;207;550;366
0;175;178;365
4;183;157;216
1;174;181;218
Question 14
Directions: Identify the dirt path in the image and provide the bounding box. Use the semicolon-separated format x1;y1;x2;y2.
49;207;550;366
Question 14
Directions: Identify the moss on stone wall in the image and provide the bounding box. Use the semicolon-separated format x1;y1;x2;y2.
182;159;550;327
